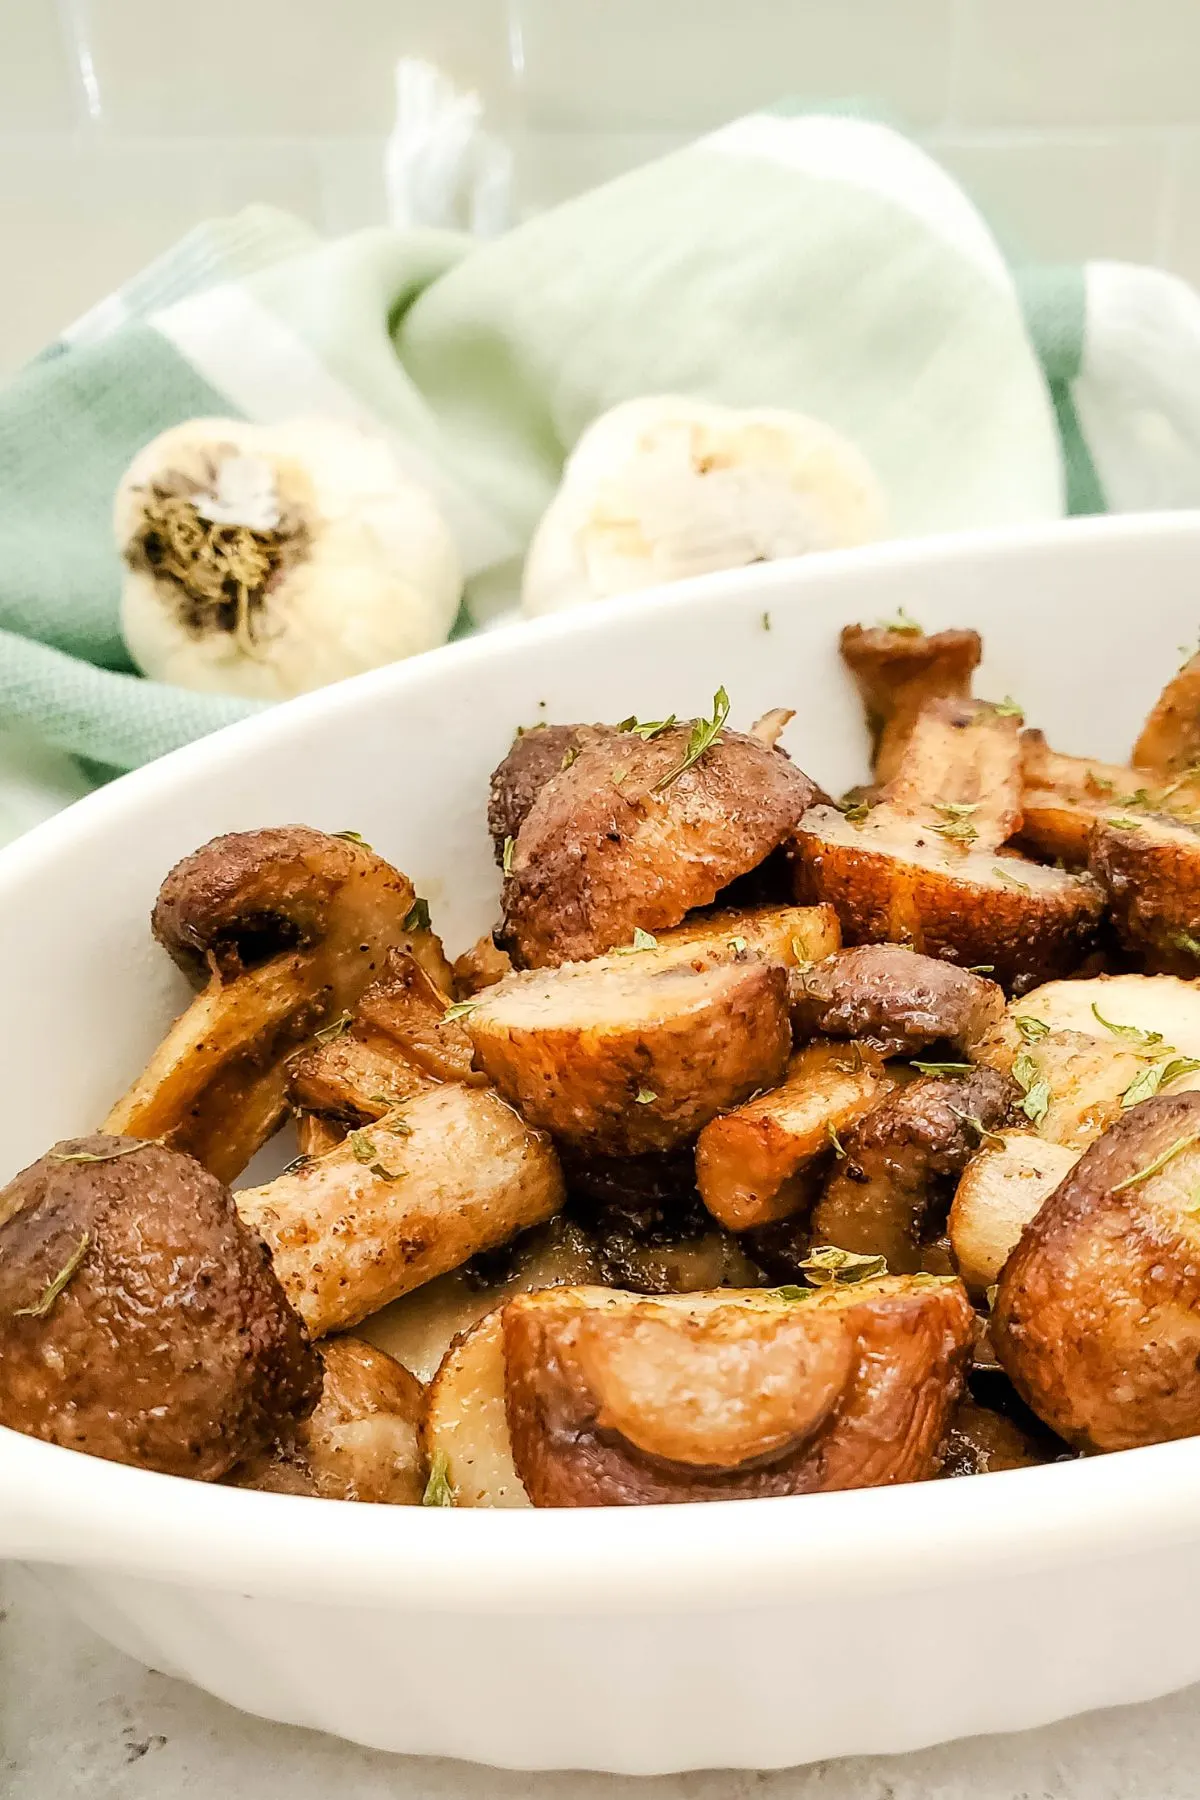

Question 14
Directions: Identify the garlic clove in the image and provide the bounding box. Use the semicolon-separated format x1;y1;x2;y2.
521;396;887;617
116;417;462;701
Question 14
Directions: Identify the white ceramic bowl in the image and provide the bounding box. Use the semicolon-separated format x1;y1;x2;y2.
5;514;1200;1773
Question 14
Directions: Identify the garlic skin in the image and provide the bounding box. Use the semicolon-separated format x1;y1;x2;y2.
522;396;887;617
117;418;462;701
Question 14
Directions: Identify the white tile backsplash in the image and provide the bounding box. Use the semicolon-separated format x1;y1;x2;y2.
3;0;1200;374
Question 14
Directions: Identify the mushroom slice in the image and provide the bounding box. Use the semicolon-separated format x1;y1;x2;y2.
948;1132;1080;1293
789;945;1006;1057
500;715;820;968
422;1311;532;1508
811;1067;1016;1273
653;901;840;970
840;622;981;785
1018;731;1150;866
976;973;1200;1147
0;1136;321;1479
993;1091;1200;1451
1090;811;1200;973
793;701;1103;993
453;934;514;998
503;1278;975;1505
1132;648;1200;780
289;945;481;1131
105;827;419;1182
236;1084;565;1337
233;1337;425;1504
695;1041;892;1230
465;948;791;1157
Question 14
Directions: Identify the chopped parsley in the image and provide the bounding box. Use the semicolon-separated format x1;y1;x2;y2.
652;688;730;792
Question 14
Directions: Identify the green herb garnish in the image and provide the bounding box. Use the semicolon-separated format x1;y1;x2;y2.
797;1245;888;1286
1112;1133;1200;1194
947;1106;1006;1150
422;1450;456;1507
634;1088;657;1105
993;864;1031;892
1107;817;1142;831
442;1001;480;1024
728;935;748;953
1090;1004;1167;1051
839;798;871;825
502;835;515;875
931;802;979;845
14;1232;90;1319
877;607;922;636
314;1011;353;1045
617;714;676;741
1012;1049;1052;1126
333;829;371;846
47;1141;154;1165
993;697;1024;718
652;688;730;792
762;1284;812;1304
967;964;995;974
826;1122;847;1157
1121;1056;1200;1109
1014;1016;1050;1042
616;927;659;954
402;897;431;933
762;611;772;632
560;744;580;771
911;1060;975;1076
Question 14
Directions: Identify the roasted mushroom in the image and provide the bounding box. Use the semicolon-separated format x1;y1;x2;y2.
940;1394;1062;1476
810;1067;1016;1272
499;711;820;967
452;934;514;998
792;700;1103;993
789;945;1006;1058
695;1041;893;1230
1091;811;1200;974
1017;731;1150;867
652;901;840;971
502;1278;975;1505
840;621;981;785
0;1135;320;1478
105;828;425;1181
422;1311;532;1508
1132;648;1200;781
233;1336;424;1503
487;724;614;861
947;1131;1079;1293
993;1091;1200;1451
465;944;791;1156
237;1084;565;1337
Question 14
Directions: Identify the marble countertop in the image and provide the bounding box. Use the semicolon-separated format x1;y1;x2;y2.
4;1566;1199;1800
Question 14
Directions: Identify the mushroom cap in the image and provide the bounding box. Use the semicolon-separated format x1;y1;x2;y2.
0;1135;321;1479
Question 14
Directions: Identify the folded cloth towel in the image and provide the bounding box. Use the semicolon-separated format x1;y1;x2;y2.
1;107;1198;833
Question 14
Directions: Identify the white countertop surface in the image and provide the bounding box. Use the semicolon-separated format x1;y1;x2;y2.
4;1565;1200;1800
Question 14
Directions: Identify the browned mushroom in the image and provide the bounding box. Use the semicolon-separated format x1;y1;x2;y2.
840;621;981;785
695;1041;893;1230
104;828;426;1181
992;1090;1200;1451
465;944;791;1156
1017;731;1151;866
452;934;514;997
810;1067;1016;1272
232;1336;425;1503
0;1135;320;1479
792;699;1104;992
1133;649;1200;781
502;1277;975;1505
1090;811;1200;974
236;1084;565;1337
487;724;617;862
499;714;820;968
789;945;1006;1058
948;1131;1080;1294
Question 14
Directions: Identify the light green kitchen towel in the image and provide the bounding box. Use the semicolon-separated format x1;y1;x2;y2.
1;108;1195;830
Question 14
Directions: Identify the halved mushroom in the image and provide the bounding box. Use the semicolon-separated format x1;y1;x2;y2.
232;1336;425;1503
452;934;514;998
992;1091;1200;1451
840;622;981;785
792;701;1103;993
105;828;423;1181
502;1278;975;1505
948;1131;1080;1293
695;1041;892;1230
652;901;840;971
1132;648;1200;781
422;1311;532;1508
1091;811;1200;973
465;947;791;1156
0;1135;321;1479
789;945;1006;1058
288;946;481;1132
810;1067;1016;1273
236;1084;565;1337
1017;731;1151;866
499;714;820;968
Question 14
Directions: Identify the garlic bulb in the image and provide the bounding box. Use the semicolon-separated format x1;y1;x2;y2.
117;418;462;700
522;396;887;617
